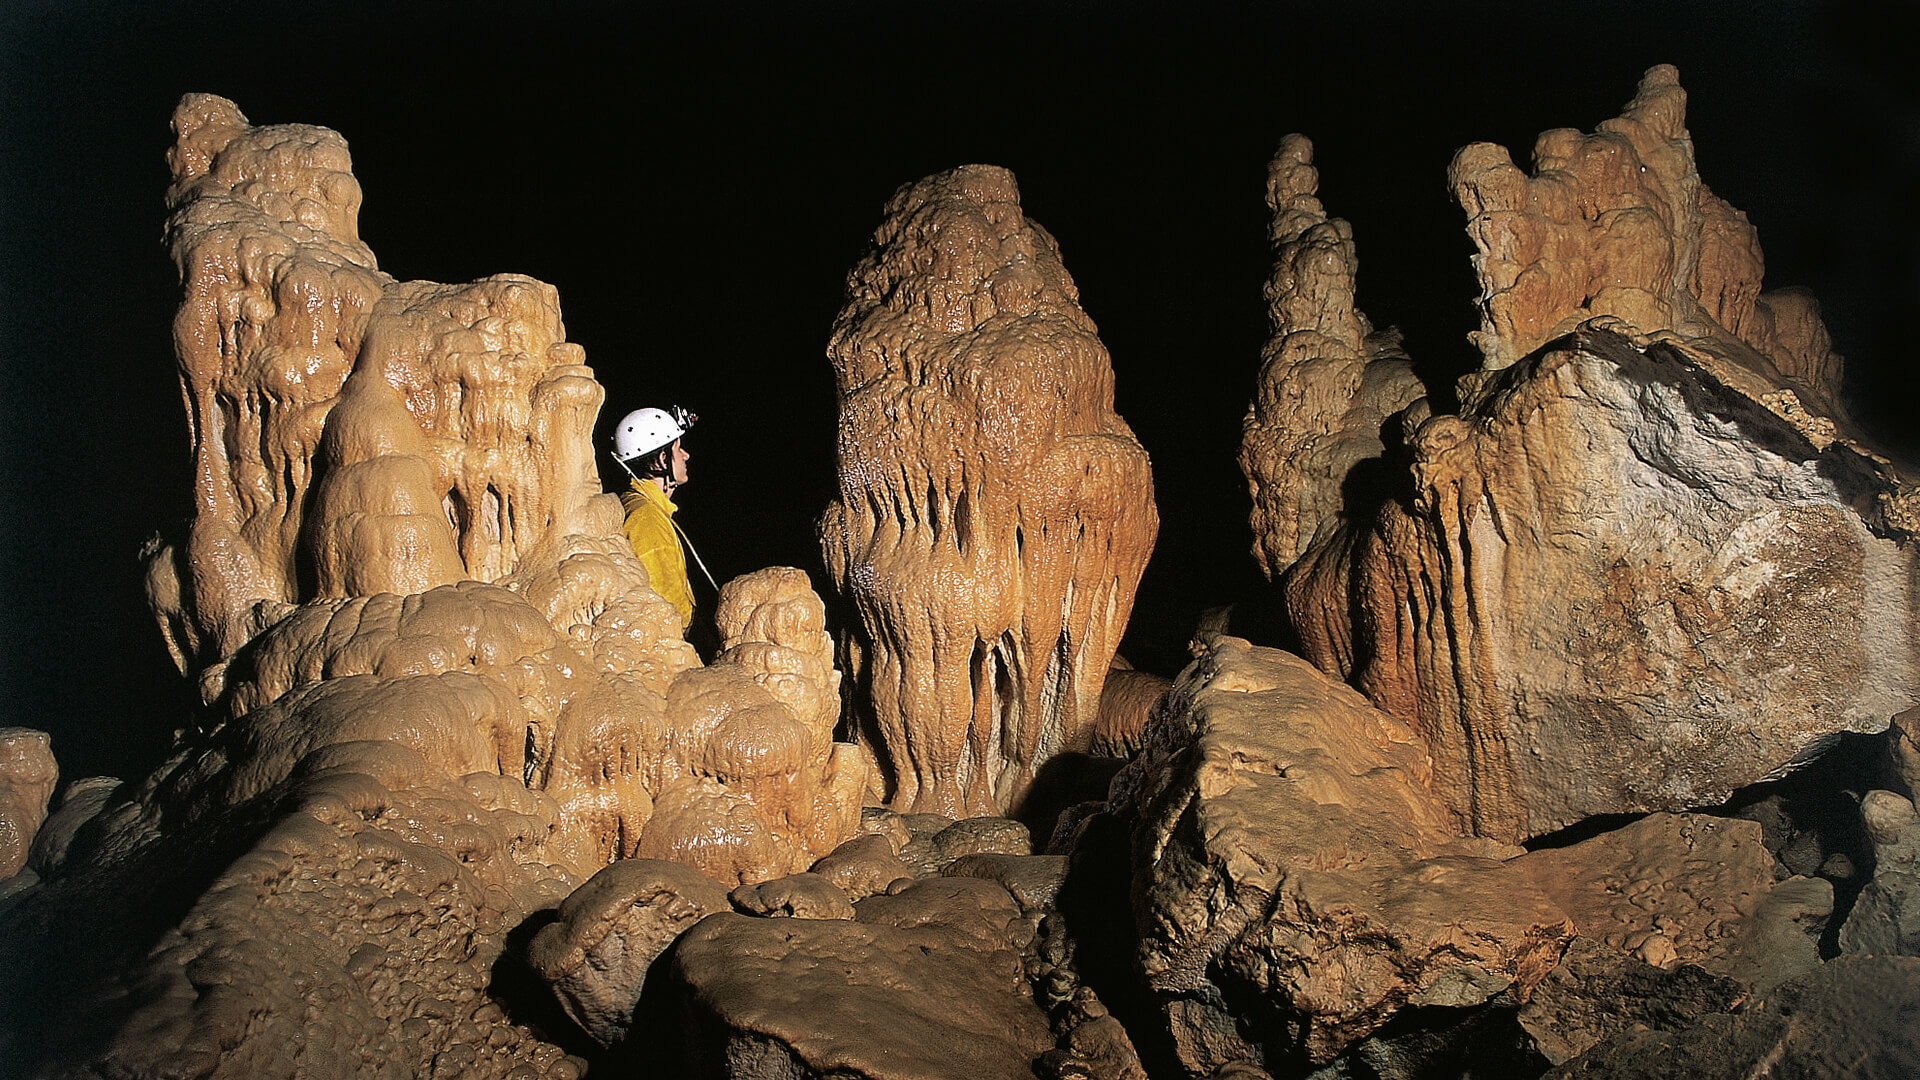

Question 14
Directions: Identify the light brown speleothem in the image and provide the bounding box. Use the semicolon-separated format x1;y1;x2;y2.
821;164;1158;819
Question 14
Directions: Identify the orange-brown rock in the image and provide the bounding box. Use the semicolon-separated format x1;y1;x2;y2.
941;852;1067;913
1450;65;1844;412
810;833;915;901
897;814;1032;877
1112;637;1849;1076
1508;812;1835;1066
3;741;586;1078
820;164;1159;819
636;568;870;887
1283;324;1918;842
135;97;865;886
526;858;732;1047
147;94;619;672
1089;660;1172;759
730;872;858;920
1262;68;1920;843
1517;813;1829;990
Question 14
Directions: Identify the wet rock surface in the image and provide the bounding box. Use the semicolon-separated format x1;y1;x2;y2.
525;858;731;1047
1518;812;1829;989
1113;637;1569;1072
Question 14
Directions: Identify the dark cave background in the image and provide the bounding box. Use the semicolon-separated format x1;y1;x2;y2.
2;0;1914;785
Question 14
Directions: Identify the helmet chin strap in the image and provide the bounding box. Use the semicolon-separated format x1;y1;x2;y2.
614;451;688;501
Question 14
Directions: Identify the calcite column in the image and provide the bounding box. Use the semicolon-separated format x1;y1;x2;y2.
821;165;1158;818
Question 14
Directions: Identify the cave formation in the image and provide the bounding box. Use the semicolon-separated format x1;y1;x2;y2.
2;66;1918;1080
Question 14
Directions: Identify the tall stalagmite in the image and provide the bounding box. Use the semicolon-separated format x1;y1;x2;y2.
147;95;614;670
821;165;1158;819
1240;134;1428;579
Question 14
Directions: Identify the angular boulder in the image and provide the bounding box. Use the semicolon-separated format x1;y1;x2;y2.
1286;325;1918;842
1113;637;1569;1073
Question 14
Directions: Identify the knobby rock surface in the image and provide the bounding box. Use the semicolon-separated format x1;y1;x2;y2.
1239;134;1428;578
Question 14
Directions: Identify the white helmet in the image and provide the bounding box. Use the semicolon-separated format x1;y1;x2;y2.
612;405;697;463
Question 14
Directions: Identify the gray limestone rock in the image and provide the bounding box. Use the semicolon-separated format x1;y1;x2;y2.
1543;955;1920;1080
1841;790;1920;957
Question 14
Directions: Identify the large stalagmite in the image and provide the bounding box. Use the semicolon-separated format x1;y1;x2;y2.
140;95;867;886
820;165;1159;819
1244;66;1920;843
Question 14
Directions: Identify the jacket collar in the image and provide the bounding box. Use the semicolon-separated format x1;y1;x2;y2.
628;476;678;514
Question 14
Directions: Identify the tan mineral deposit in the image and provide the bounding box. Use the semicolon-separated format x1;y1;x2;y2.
819;163;1161;820
1;63;1915;1080
2;95;871;1079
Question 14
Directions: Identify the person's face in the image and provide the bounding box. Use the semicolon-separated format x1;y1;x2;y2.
668;439;690;486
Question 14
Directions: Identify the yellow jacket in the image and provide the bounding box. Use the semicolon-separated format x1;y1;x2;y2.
620;479;693;629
